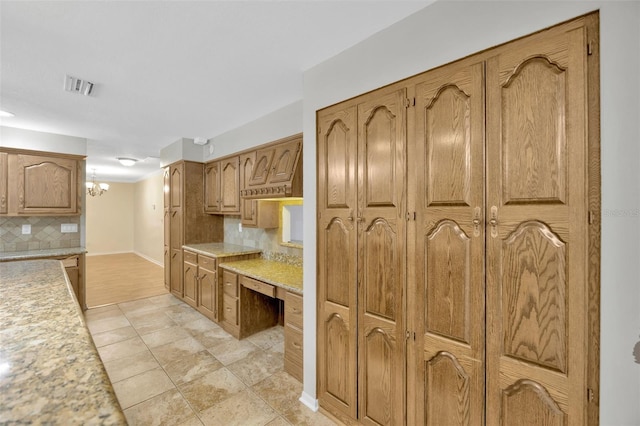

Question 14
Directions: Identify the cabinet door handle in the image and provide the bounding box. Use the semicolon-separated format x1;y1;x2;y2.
489;206;498;238
472;206;482;237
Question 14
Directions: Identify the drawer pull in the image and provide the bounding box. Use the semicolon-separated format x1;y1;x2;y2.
292;342;301;349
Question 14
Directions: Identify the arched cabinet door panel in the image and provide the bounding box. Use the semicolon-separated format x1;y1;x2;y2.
485;17;590;426
16;154;79;214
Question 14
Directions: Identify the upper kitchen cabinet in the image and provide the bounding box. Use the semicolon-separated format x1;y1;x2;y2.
0;148;84;216
240;151;278;228
204;155;240;215
241;134;302;199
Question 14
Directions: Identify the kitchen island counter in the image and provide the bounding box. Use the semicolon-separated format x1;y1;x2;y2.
0;259;125;424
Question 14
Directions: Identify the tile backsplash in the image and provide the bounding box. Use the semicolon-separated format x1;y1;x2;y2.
0;217;81;252
223;216;302;266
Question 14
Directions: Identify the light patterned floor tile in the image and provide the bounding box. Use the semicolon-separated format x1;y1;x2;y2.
97;336;148;362
227;347;284;386
103;349;160;383
207;338;260;365
162;350;223;385
91;325;138;348
123;389;196;426
198;389;278;426
140;325;192;348
246;326;285;350
178;368;246;412
150;336;206;367
112;367;175;409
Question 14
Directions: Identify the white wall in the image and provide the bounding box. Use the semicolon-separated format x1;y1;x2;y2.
204;100;303;161
302;1;640;424
0;126;87;155
159;137;202;167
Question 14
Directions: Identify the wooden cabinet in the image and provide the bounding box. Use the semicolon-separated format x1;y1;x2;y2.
221;269;240;336
59;254;84;309
240;152;279;228
0;148;84;216
317;14;600;426
284;291;303;382
241;134;303;199
182;249;218;318
163;167;170;291
198;254;218;321
204;156;240;214
219;270;280;339
183;250;198;308
0;152;7;214
164;161;223;298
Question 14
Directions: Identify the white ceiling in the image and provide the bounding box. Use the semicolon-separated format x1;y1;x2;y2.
0;0;431;182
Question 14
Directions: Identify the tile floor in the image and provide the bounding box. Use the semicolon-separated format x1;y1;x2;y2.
84;294;336;426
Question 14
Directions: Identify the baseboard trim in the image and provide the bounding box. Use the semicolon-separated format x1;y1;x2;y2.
85;250;163;268
85;250;132;257
133;251;163;267
299;392;318;412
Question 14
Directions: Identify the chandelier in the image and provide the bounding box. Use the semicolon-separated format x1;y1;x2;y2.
86;169;109;197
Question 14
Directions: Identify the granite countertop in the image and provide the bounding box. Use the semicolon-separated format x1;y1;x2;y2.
0;260;125;424
0;247;87;262
182;242;262;258
220;258;303;295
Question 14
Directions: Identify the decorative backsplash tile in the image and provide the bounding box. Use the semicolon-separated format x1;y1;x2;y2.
223;216;302;266
0;217;81;252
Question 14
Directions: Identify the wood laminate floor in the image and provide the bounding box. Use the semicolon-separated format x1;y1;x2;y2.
86;253;168;308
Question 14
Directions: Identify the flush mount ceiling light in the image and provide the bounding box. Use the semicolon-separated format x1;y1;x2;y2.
0;110;15;117
86;169;109;197
117;157;137;166
64;74;95;96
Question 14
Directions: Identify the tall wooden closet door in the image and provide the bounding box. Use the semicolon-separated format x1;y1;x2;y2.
317;103;359;421
411;59;486;425
485;18;589;425
357;88;407;426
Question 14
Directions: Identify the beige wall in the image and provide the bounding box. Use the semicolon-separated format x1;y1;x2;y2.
86;181;134;255
133;171;164;265
86;172;164;265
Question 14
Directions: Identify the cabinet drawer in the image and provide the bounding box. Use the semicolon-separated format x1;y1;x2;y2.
222;297;238;325
183;250;197;264
222;270;238;297
240;275;275;298
285;323;303;361
285;292;303;330
198;254;216;271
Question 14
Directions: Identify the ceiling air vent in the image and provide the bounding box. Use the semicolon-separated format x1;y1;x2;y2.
64;75;95;96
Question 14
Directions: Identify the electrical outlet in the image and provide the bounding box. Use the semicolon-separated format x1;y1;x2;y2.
238;223;243;232
22;224;31;235
61;223;78;233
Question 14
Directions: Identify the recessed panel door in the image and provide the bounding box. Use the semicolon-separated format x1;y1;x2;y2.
317;102;359;422
357;88;406;426
412;59;486;426
485;19;589;426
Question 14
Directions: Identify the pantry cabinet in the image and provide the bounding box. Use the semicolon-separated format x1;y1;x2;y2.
317;13;600;426
0;148;84;216
164;161;223;299
0;152;7;214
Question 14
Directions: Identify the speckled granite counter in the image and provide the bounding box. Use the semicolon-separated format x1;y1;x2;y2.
0;247;87;262
220;258;303;295
182;242;261;258
0;260;125;424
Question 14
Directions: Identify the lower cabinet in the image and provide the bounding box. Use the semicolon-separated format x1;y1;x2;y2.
182;249;219;321
182;251;198;308
198;255;218;321
220;271;279;339
284;291;303;381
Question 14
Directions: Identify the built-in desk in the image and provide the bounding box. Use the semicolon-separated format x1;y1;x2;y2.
219;258;303;381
